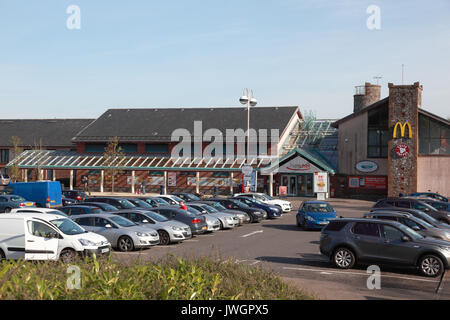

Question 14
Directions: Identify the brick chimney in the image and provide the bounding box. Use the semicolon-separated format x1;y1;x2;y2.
353;82;381;113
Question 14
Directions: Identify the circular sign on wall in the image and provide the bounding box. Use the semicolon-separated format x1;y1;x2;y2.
355;160;378;173
395;144;410;157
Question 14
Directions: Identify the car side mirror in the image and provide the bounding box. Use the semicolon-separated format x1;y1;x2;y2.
424;208;430;212
401;236;410;242
105;224;112;228
412;226;420;231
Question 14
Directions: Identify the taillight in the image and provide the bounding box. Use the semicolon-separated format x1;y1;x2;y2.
192;218;201;224
19;203;25;207
46;197;50;203
76;196;82;200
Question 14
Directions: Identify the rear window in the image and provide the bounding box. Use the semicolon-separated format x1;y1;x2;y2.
90;207;102;214
323;221;348;232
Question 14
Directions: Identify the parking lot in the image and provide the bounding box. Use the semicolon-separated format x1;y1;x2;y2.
112;197;450;300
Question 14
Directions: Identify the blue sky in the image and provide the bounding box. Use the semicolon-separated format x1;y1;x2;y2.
0;0;449;119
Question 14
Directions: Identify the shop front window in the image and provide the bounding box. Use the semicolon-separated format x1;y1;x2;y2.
367;106;388;158
419;115;449;155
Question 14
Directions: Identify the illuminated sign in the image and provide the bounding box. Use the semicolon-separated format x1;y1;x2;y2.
393;121;413;139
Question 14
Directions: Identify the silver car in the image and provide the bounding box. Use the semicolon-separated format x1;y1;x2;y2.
199;200;250;225
187;203;238;229
185;206;221;232
70;213;160;252
112;209;192;245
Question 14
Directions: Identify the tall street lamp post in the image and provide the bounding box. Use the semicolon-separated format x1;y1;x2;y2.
239;88;257;164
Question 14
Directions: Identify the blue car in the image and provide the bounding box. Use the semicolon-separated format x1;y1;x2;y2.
233;196;281;218
296;201;337;230
410;192;448;203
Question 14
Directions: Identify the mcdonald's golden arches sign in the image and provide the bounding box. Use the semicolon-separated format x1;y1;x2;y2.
393;121;413;139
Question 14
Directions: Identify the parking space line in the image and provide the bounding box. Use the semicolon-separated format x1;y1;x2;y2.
184;239;199;242
282;267;439;283
241;230;263;238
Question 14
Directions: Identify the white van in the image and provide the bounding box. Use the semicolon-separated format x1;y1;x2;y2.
0;213;111;262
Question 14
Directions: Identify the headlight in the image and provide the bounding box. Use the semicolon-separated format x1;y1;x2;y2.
136;232;148;237
78;239;96;246
172;226;183;231
306;216;315;222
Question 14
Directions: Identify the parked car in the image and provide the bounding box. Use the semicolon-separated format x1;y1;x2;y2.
296;201;337;230
207;198;265;223
11;207;68;217
62;190;88;202
157;195;184;205
0;212;110;262
364;211;450;242
420;199;450;212
150;206;208;235
187;203;238;229
84;197;137;210
410;192;448;202
6;181;62;208
320;218;450;277
373;198;450;224
170;193;201;202
124;198;155;210
59;205;103;216
370;207;450;230
233;196;280;218
75;201;119;212
184;205;221;232
62;196;78;206
0;195;35;213
138;196;170;208
112;209;192;245
194;200;249;225
233;193;292;213
71;213;160;252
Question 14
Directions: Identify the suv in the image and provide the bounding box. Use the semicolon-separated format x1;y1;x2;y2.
320;218;450;277
373;198;450;224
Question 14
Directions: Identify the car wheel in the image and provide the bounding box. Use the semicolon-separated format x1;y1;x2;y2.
60;249;76;264
219;220;224;229
0;249;5;260
118;236;134;252
419;255;444;277
333;247;356;269
158;230;171;246
4;207;11;213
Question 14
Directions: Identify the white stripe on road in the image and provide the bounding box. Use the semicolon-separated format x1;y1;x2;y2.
184;239;199;242
282;267;439;283
241;230;263;238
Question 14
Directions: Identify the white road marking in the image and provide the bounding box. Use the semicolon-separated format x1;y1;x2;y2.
282;267;439;283
241;230;264;238
184;239;199;242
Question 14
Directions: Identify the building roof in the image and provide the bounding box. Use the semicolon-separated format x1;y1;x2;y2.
72;106;300;143
331;97;389;128
0;119;95;147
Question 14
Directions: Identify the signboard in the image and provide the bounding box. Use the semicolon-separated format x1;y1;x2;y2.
393;121;413;139
242;172;257;192
313;172;328;193
187;177;230;187
147;176;164;185
355;160;378;173
395;144;410;157
167;172;177;187
279;186;287;197
348;176;387;189
348;176;360;189
278;156;321;174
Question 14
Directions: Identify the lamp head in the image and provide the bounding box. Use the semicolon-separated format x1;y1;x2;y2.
239;95;249;105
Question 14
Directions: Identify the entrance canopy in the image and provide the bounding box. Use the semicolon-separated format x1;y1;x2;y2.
7;150;274;172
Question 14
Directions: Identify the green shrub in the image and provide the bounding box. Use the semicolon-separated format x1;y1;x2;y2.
0;255;314;300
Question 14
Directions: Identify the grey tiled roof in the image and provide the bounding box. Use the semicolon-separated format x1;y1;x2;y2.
72;106;300;142
0;119;95;147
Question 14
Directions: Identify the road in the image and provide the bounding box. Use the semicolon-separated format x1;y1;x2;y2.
112;198;450;300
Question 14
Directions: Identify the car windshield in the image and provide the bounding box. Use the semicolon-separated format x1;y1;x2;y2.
144;211;168;222
304;203;334;213
201;204;218;213
153;198;169;205
185;194;200;201
117;199;136;209
50;218;85;235
170;195;184;203
209;202;227;210
109;215;136;227
259;194;274;200
186;207;203;216
96;203;117;211
131;199;153;208
10;196;26;202
410;216;433;229
232;200;250;209
47;210;68;217
397;223;424;240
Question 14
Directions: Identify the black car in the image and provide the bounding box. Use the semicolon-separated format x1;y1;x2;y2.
62;197;77;206
151;205;208;235
420;199;450;213
62;190;87;202
207;198;264;223
138;196;170;208
320;218;450;277
59;205;103;216
74;201;119;212
170;193;201;202
84;197;137;210
373;198;450;224
370;207;450;230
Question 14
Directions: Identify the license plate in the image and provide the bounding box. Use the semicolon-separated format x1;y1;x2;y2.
101;248;110;253
202;226;207;230
26;202;33;206
319;221;329;225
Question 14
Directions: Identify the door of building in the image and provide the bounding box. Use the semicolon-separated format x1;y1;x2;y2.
297;174;314;197
281;175;298;196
